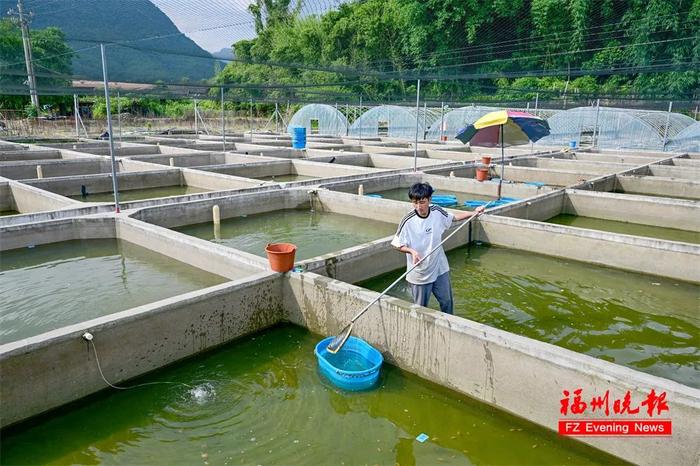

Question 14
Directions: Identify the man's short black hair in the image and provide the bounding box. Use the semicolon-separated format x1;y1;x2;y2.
408;182;434;201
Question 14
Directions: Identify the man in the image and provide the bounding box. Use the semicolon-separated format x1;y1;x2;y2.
390;182;485;314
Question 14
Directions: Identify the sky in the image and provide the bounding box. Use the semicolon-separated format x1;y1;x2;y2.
150;0;257;52
149;0;347;53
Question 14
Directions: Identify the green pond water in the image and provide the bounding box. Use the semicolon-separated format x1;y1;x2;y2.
174;209;396;261
70;185;209;203
373;188;493;211
1;209;19;216
0;239;226;344
256;174;318;182
0;325;624;466
547;214;700;244
358;244;700;388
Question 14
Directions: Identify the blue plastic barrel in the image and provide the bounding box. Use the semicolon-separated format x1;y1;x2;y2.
291;126;307;149
315;336;383;391
569;140;578;149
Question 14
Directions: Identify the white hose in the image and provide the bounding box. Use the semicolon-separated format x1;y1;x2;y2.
88;338;192;391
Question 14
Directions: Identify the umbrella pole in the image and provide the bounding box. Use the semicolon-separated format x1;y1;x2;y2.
498;124;504;200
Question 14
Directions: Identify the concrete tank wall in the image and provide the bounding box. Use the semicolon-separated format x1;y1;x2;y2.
282;271;700;466
0;274;283;428
475;215;700;283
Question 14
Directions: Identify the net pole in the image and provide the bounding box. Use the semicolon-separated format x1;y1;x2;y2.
359;95;363;146
249;97;254;141
439;101;444;142
116;89;122;144
661;101;673;151
73;94;79;138
100;43;120;214
414;79;420;171
194;98;198;138
221;87;226;151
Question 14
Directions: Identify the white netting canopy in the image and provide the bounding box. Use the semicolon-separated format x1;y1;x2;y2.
667;122;700;153
287;104;348;136
536;106;696;150
348;105;440;139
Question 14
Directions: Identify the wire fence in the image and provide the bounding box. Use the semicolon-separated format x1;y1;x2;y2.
0;109;272;138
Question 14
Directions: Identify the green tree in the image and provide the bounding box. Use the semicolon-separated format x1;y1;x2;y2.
0;19;74;110
213;0;698;105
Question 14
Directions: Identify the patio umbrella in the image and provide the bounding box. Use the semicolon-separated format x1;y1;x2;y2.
455;110;550;198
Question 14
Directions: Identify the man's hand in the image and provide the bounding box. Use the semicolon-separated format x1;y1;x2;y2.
398;245;422;265
474;205;486;215
411;250;422;265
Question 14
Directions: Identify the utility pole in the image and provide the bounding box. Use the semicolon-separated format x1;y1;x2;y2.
15;0;39;109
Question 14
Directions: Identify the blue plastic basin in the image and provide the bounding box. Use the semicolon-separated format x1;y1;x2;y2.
431;194;458;207
463;197;520;209
315;336;383;391
365;193;383;198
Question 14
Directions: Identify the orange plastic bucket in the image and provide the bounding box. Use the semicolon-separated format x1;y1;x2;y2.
265;243;297;272
481;156;492;165
476;168;489;182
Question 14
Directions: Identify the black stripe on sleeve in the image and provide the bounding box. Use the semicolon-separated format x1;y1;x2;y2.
430;205;449;217
396;211;417;235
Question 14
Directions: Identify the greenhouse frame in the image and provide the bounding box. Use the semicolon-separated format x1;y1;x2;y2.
667;122;700;153
348;105;440;139
287;104;348;136
425;105;499;141
535;106;696;150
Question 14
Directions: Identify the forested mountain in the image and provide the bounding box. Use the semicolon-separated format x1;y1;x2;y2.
1;0;215;82
218;0;700;104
